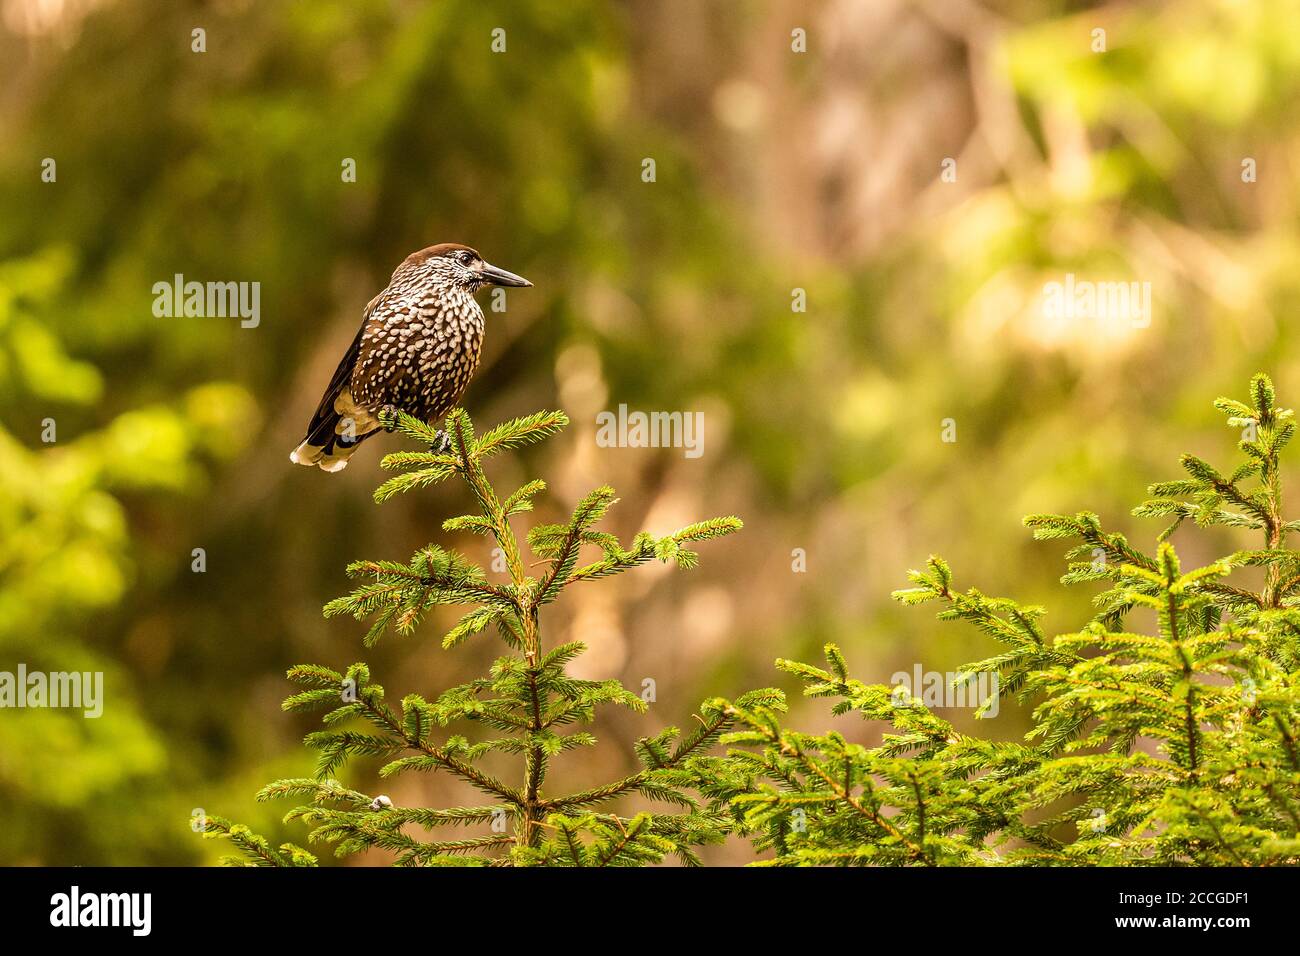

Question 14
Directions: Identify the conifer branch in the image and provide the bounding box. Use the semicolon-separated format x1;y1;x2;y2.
205;407;743;866
703;375;1300;867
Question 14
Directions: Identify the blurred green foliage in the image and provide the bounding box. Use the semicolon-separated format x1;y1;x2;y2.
0;249;253;861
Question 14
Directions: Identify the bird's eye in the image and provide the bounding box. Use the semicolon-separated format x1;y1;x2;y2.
459;252;474;265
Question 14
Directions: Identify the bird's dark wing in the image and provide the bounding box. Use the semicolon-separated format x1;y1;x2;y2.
300;294;380;447
347;300;438;418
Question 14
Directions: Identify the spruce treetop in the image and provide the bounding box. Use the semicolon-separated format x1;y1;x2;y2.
202;407;757;866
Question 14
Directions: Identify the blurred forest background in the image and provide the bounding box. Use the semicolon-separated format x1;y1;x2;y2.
2;0;1298;865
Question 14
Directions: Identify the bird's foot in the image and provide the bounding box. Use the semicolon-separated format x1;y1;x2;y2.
380;404;398;433
429;429;452;455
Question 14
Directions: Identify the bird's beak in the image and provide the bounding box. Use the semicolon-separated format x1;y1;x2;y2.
479;262;532;287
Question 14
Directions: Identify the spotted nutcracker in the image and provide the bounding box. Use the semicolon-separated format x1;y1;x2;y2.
290;243;531;472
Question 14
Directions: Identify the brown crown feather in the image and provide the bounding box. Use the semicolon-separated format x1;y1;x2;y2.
400;243;479;268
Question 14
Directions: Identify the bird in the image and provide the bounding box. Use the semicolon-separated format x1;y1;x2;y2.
290;243;531;472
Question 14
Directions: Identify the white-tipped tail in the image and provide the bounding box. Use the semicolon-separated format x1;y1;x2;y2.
290;441;325;467
290;438;361;472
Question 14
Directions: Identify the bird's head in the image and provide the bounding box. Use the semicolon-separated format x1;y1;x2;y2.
401;243;532;294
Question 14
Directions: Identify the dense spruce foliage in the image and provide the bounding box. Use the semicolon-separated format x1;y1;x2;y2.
206;375;1300;866
694;375;1300;865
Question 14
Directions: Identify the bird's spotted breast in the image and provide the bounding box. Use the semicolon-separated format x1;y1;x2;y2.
350;287;485;423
